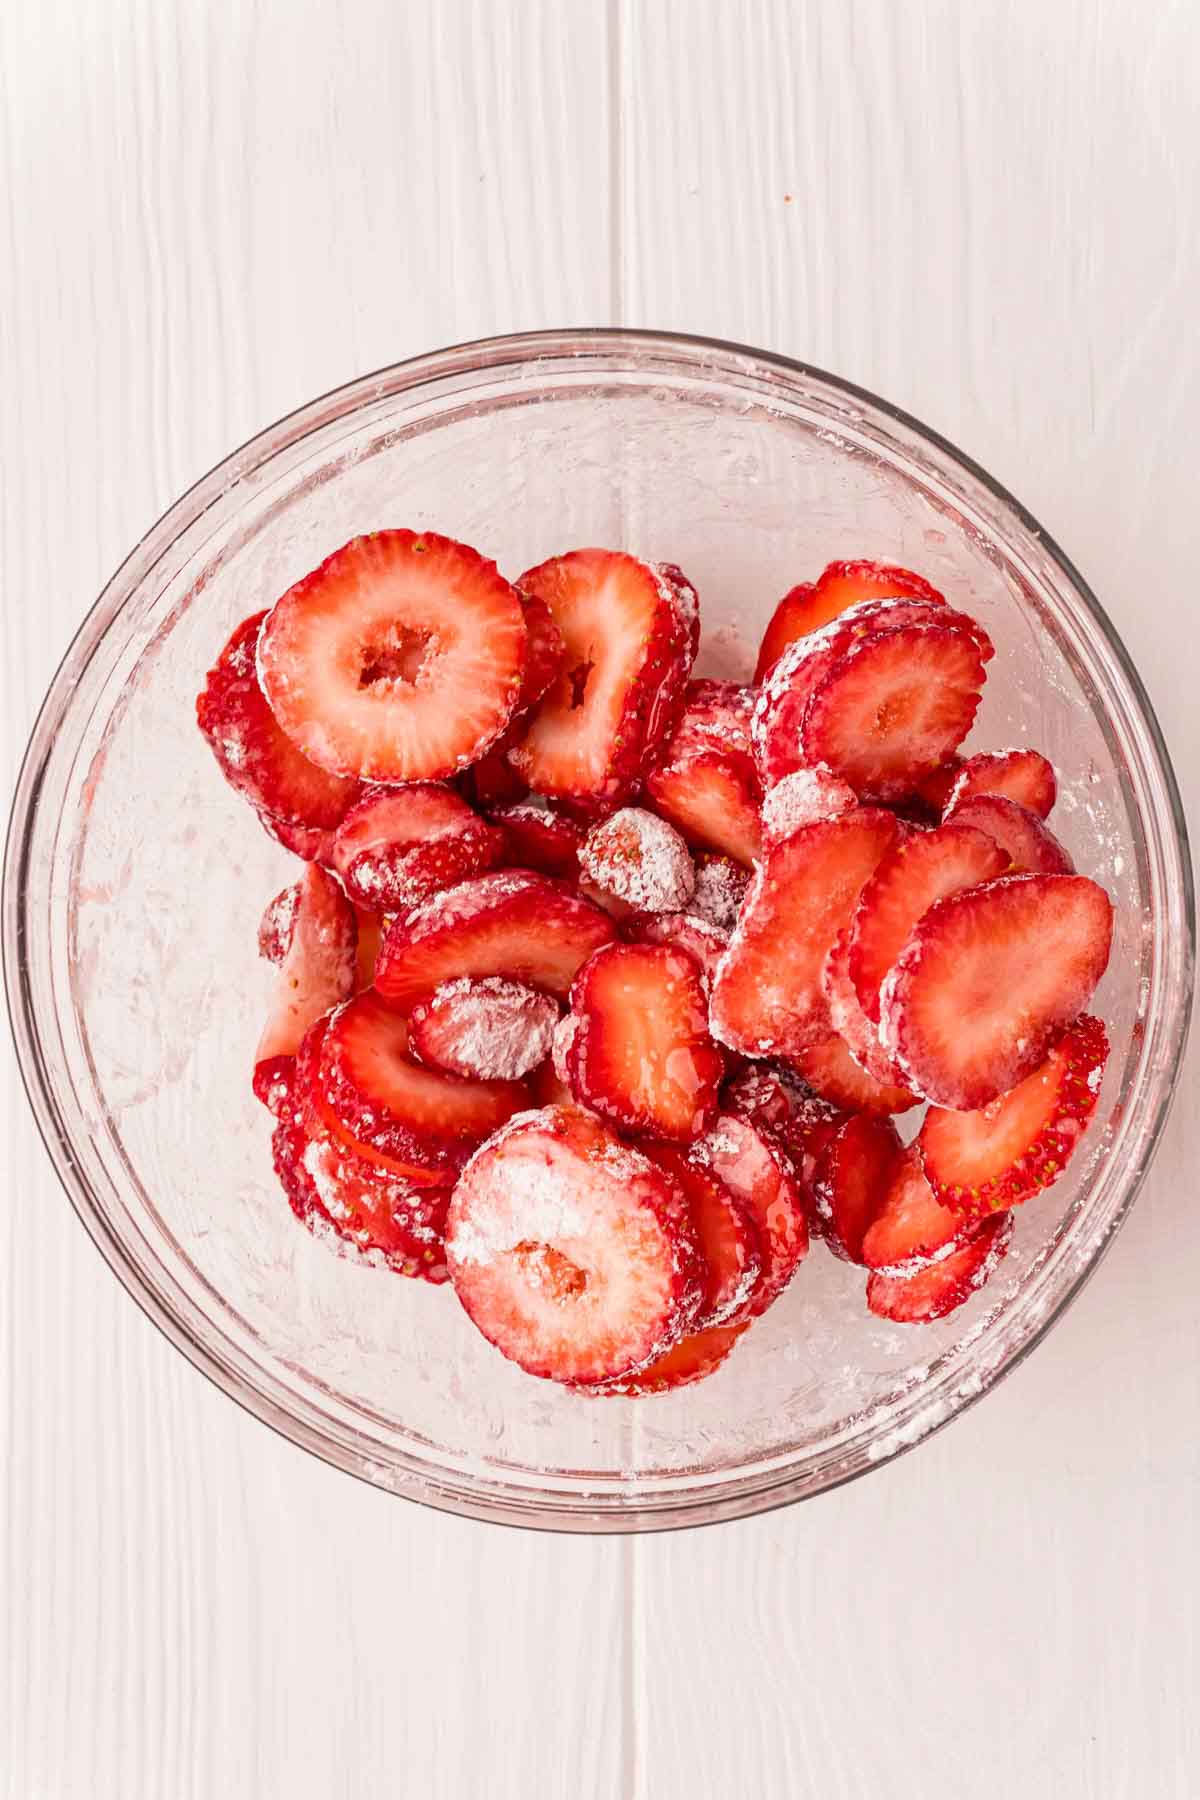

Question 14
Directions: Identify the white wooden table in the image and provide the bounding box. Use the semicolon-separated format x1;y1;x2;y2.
3;3;1198;1795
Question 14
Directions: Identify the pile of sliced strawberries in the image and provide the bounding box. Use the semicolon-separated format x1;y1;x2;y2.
197;535;1114;1394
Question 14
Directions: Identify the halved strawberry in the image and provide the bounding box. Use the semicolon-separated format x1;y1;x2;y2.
692;1114;809;1315
641;1145;762;1327
579;807;695;914
317;988;529;1174
760;766;857;844
947;794;1073;875
197;611;361;831
813;1114;902;1263
690;854;751;930
458;750;530;810
709;810;899;1058
866;1212;1013;1323
488;802;585;878
445;1106;704;1385
820;930;921;1111
880;873;1113;1109
506;550;694;808
720;1065;846;1223
583;1321;748;1395
847;821;1010;1022
252;865;357;1110
644;750;763;867
409;976;560;1082
945;749;1056;819
330;782;505;911
624;911;730;989
375;870;617;1011
861;1144;972;1272
753;561;946;681
789;1034;918;1116
564;943;723;1142
919;1014;1109;1213
257;531;528;783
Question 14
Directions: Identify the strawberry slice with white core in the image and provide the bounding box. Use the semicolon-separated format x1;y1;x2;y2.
375;870;617;1011
645;751;763;867
625;911;730;989
507;549;694;808
257;531;527;783
944;749;1056;819
813;1113;903;1263
861;1144;972;1273
947;793;1074;876
800;622;987;800
331;782;505;911
753;561;946;682
710;809;899;1058
583;1321;748;1395
564;943;724;1142
692;1114;809;1316
318;988;530;1173
252;865;356;1109
760;767;857;844
918;1014;1109;1213
409;976;560;1082
197;611;361;829
821;930;921;1109
866;1212;1013;1323
789;1033;919;1116
640;1145;762;1327
445;1106;704;1385
488;802;584;878
879;873;1114;1110
848;820;1011;1022
689;854;751;931
580;807;696;914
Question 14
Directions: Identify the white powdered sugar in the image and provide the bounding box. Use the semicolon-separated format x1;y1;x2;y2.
689;855;750;931
580;808;695;913
257;879;301;963
414;975;559;1081
761;766;857;843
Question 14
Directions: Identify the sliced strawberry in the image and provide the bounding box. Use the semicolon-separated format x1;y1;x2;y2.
947;793;1073;875
258;880;303;964
666;679;756;761
458;750;530;811
820;930;921;1110
789;1033;919;1116
919;1014;1109;1214
197;611;361;831
813;1114;903;1263
254;810;338;864
330;782;505;911
880;873;1113;1109
445;1106;704;1385
866;1212;1013;1323
847;821;1010;1021
488;802;585;878
689;854;751;931
257;531;527;783
584;1321;748;1395
720;1065;847;1224
753;561;946;681
625;911;730;989
514;588;566;715
577;876;637;921
644;750;763;867
252;865;356;1109
579;807;696;914
692;1114;809;1316
710;809;899;1058
317;988;529;1174
655;563;702;665
375;870;617;1011
801;623;987;800
409;976;560;1082
861;1145;971;1273
506;550;694;808
564;943;723;1142
760;766;858;844
945;749;1056;819
641;1145;762;1327
646;564;701;746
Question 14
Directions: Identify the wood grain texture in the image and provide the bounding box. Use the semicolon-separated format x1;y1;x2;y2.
3;1;1199;1796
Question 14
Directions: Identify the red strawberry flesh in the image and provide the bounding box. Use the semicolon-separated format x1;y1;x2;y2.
947;793;1074;876
866;1212;1013;1323
331;781;505;910
693;1114;809;1316
813;1113;903;1263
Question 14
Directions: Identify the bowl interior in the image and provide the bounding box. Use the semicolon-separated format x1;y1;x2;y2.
10;336;1190;1528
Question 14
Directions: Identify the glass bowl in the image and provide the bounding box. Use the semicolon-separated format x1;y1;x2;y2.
4;329;1193;1532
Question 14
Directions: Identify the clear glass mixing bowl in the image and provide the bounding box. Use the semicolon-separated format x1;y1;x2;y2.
4;330;1193;1531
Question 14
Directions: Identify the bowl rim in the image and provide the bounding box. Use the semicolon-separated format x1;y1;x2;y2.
4;325;1195;1533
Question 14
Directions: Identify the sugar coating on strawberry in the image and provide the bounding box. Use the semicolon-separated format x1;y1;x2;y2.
667;679;757;761
254;865;357;1092
507;549;695;809
709;809;899;1058
866;1211;1013;1324
409;976;560;1082
258;880;303;964
445;1106;704;1385
564;943;724;1142
689;854;750;931
947;793;1074;876
821;930;920;1109
488;802;585;878
861;1144;971;1274
582;1320;748;1396
257;531;528;783
331;782;506;911
945;749;1056;820
813;1113;902;1263
720;1065;847;1216
760;766;858;842
580;808;696;914
625;911;730;989
693;1114;809;1316
375;870;617;1011
879;873;1113;1110
918;1014;1109;1214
